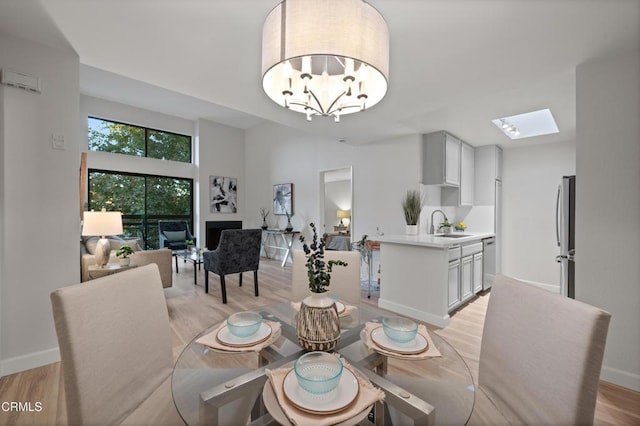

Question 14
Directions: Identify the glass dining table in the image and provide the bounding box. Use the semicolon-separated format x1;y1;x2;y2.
171;302;475;426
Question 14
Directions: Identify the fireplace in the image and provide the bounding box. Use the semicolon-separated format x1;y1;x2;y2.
205;221;243;250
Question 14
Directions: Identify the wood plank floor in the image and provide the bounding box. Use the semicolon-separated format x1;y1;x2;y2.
0;257;638;425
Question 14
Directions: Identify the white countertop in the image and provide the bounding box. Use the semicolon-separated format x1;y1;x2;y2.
378;232;495;248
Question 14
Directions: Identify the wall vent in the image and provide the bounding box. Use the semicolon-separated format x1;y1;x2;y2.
1;69;41;93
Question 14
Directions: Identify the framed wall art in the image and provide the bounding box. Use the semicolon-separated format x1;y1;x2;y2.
273;183;294;216
210;176;238;213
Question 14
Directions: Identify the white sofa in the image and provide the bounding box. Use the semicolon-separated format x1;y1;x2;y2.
80;237;173;288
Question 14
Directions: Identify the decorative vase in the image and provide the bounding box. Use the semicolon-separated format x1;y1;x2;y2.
297;292;340;351
261;218;268;230
405;224;418;235
441;226;452;234
285;218;294;232
119;257;130;267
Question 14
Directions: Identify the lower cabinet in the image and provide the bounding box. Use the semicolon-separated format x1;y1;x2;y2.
448;243;484;313
448;259;461;310
461;255;474;302
473;252;483;294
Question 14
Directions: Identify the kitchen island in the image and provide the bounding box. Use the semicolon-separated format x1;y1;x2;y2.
378;232;494;327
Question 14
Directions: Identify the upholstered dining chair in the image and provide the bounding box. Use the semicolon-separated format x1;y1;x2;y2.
477;274;611;425
291;249;361;306
203;228;262;304
50;264;182;425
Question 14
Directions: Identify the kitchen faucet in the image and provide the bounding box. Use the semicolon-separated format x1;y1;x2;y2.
429;209;448;234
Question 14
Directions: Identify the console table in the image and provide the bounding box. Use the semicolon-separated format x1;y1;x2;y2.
261;229;299;267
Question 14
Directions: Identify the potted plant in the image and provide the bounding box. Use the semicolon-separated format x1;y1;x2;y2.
439;220;454;234
116;245;134;266
296;223;347;351
402;189;423;235
259;207;270;230
185;239;195;251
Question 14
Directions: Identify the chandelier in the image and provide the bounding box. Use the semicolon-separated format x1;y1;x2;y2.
261;0;389;122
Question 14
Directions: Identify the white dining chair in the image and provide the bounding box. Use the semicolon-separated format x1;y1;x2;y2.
51;264;182;425
291;249;361;306
477;274;611;425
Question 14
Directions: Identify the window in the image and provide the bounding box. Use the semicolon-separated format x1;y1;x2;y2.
88;117;191;163
88;170;194;249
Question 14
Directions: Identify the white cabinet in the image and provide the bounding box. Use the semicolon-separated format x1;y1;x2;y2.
448;259;461;310
423;131;460;186
460;142;475;206
474;145;503;205
460;255;473;301
473;252;483;293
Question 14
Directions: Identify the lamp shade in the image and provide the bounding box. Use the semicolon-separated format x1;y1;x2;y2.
82;210;123;237
262;0;389;120
337;210;350;219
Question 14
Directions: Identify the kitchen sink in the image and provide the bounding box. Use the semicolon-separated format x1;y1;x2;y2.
433;234;468;238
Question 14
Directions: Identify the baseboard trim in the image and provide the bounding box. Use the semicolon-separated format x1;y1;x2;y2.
378;298;450;328
0;347;60;377
601;364;640;392
514;277;560;293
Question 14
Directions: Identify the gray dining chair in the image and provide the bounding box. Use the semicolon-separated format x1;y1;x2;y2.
50;264;182;425
203;228;262;304
477;274;611;425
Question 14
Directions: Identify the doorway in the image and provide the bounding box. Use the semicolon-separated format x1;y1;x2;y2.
320;167;353;237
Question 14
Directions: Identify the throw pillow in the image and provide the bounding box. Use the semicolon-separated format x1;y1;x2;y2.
164;230;187;242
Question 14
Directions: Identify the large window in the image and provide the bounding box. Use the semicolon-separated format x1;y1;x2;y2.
88;170;194;249
88;117;192;163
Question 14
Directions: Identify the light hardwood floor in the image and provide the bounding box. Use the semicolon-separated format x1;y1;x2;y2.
0;257;638;425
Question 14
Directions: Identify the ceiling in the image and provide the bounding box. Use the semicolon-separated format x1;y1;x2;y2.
1;0;638;147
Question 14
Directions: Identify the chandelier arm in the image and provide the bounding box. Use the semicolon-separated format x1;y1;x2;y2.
305;89;326;114
288;101;323;116
326;91;348;115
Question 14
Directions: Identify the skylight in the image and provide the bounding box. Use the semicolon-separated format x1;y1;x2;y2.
492;108;559;140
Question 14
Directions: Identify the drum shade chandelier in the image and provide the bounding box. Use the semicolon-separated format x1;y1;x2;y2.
261;0;389;122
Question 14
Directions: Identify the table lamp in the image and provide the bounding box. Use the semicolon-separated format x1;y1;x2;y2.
82;209;123;268
337;210;350;226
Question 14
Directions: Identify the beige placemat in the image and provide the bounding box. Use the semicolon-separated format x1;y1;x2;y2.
362;322;442;359
195;319;281;353
265;358;384;426
291;301;357;317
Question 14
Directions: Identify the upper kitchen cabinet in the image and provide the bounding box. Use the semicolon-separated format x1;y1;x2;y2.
423;131;460;187
475;145;503;205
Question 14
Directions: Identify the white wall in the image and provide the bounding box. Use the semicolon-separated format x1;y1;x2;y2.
0;34;80;375
576;50;640;391
197;118;245;243
501;140;576;289
245;121;421;248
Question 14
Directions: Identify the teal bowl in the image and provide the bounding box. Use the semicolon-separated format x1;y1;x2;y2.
294;351;343;394
226;311;262;337
382;316;418;343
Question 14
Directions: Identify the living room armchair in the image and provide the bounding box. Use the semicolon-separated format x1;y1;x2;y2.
203;229;262;304
158;220;196;250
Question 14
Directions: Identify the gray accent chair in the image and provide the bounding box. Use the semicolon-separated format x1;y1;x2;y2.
203;229;262;304
478;274;611;425
50;264;182;425
158;220;196;250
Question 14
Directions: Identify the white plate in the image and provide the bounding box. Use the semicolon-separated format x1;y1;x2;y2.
216;322;272;347
262;380;371;426
370;326;428;355
283;366;359;414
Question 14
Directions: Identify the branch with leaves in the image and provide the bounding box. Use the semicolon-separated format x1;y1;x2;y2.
299;223;347;293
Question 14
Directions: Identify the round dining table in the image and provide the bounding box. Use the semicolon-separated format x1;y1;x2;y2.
171;302;475;425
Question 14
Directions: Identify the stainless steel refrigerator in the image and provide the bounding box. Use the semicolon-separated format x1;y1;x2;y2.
556;175;575;298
